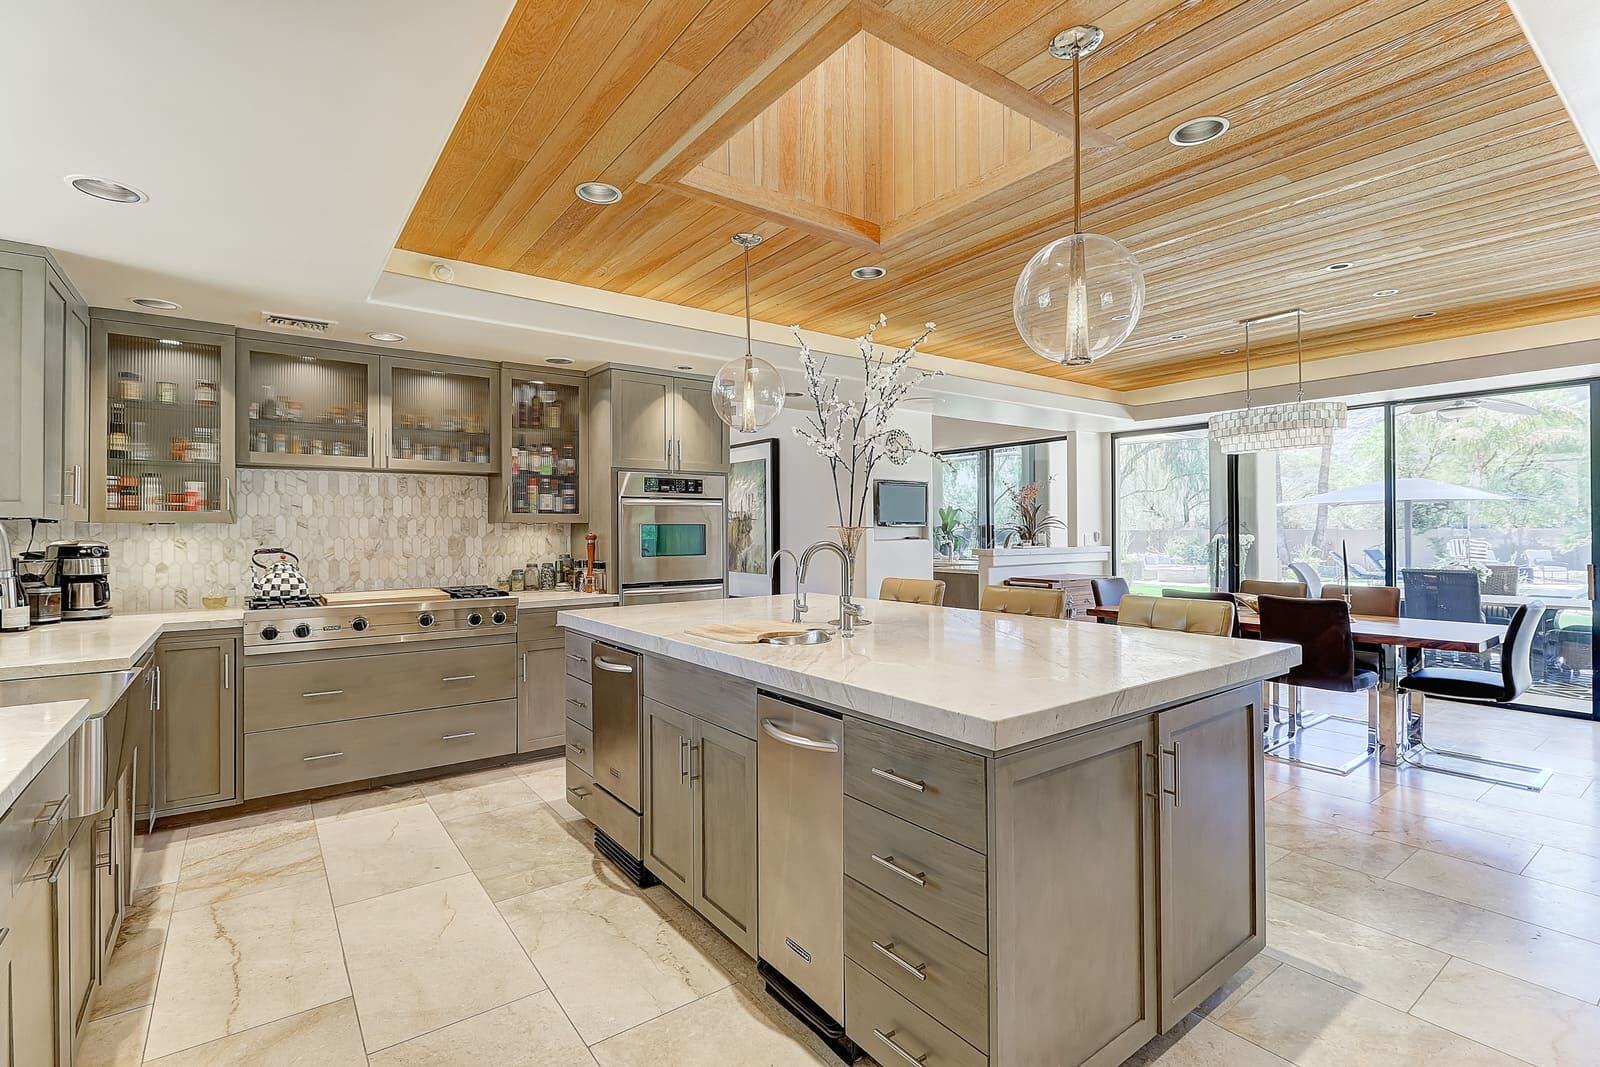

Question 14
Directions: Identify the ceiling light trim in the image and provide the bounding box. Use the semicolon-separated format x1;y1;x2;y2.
1168;116;1230;146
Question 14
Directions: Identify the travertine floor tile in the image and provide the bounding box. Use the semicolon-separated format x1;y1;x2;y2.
498;871;732;1044
1124;1013;1291;1066
589;984;834;1066
1266;810;1416;876
1522;845;1600;897
143;998;367;1065
1263;894;1447;1010
173;816;323;911
516;757;568;801
337;872;544;1052
419;764;541;820
75;1006;150;1066
1376;788;1600;859
134;826;187;890
144;876;349;1059
368;991;595;1066
439;800;596;901
1388;848;1600;943
643;883;760;988
1193;954;1281;1020
92;884;176;1020
1413;957;1600;1066
1272;787;1540;873
311;781;428;823
316;800;469;906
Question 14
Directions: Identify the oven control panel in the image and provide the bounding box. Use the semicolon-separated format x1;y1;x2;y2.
643;476;704;495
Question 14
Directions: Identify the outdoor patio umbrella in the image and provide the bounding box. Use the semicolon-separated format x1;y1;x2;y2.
1278;477;1516;568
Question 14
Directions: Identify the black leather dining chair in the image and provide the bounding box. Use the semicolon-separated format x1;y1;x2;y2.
1396;601;1552;790
1256;594;1381;775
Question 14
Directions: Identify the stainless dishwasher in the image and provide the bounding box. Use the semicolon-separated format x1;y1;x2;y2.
757;694;854;1056
589;642;642;812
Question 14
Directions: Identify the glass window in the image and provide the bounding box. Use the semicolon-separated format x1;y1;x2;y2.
936;450;986;557
1114;429;1225;594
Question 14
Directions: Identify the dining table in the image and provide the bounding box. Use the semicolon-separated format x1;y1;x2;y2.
1087;604;1506;766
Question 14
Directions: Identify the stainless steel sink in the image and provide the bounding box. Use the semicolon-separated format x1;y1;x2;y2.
761;629;834;645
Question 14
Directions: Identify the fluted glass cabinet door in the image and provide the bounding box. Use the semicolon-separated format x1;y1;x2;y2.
382;356;497;474
238;338;379;469
91;318;236;523
493;367;585;523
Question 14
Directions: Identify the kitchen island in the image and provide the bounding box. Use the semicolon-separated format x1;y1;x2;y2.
556;595;1297;1067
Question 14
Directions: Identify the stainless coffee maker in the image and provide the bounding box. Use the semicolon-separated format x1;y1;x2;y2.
47;540;112;621
0;523;29;632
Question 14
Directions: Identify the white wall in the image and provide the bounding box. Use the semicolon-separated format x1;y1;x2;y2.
733;408;934;597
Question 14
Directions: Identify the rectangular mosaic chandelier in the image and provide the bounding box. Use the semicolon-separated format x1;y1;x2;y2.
1208;309;1347;454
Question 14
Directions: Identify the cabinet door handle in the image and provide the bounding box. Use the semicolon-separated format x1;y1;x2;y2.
442;674;477;683
74;464;83;506
871;1029;929;1066
301;689;345;699
568;786;590;799
871;940;927;981
594;657;633;674
569;740;586;755
45;795;70;831
520;652;527;684
869;853;926;887
1144;751;1159;800
441;731;476;741
870;767;926;793
689;739;700;782
223;652;231;690
1162;741;1182;808
224;477;234;513
567;697;588;711
678;736;689;779
302;751;345;762
45;847;69;886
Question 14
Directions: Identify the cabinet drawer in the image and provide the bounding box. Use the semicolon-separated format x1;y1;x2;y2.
846;717;987;852
565;762;640;856
2;746;69;888
846;878;989;1052
845;797;987;952
519;608;560;646
243;699;515;800
565;760;595;821
565;632;591;681
564;677;593;729
566;720;594;777
643;654;756;739
847;960;986;1067
244;642;515;731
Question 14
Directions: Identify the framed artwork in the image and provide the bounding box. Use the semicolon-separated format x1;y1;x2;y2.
728;437;780;596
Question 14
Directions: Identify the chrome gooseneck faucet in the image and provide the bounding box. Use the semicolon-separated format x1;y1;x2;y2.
769;549;804;623
798;540;862;637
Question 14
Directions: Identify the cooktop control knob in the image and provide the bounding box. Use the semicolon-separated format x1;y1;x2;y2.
418;612;435;628
490;610;508;626
293;623;313;639
260;625;279;641
467;612;483;627
350;616;370;632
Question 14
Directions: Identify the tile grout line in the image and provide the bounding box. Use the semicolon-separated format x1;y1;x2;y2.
137;826;186;1065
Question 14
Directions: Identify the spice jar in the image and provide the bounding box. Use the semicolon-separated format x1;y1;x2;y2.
157;381;178;404
139;473;162;511
117;370;144;400
193;378;219;406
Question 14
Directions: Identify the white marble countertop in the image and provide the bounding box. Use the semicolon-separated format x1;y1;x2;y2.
513;590;619;610
0;700;91;815
0;609;244;682
558;595;1299;753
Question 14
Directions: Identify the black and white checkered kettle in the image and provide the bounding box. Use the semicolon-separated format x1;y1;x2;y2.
250;547;310;600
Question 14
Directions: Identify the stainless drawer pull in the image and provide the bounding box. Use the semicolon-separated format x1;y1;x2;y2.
569;741;587;754
594;657;634;674
567;697;588;709
302;751;345;762
870;853;927;887
871;940;927;981
870;766;927;793
441;732;476;741
761;719;839;752
0;927;8;948
1163;741;1182;808
302;689;345;699
45;794;70;829
568;786;590;799
45;847;69;886
567;653;585;663
872;1029;929;1066
442;674;477;683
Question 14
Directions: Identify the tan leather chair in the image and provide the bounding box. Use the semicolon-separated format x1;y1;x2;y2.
1117;594;1235;637
1239;579;1307;598
979;584;1068;619
1322;584;1400;618
879;577;947;606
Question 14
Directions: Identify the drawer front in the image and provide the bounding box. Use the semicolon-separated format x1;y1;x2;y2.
845;717;987;852
845;797;988;952
566;720;595;777
846;878;989;1052
244;643;515;731
243;699;515;800
565;632;591;681
564;677;593;730
565;760;595;821
519;608;560;646
2;746;70;888
847;960;986;1067
578;770;640;856
643;654;756;739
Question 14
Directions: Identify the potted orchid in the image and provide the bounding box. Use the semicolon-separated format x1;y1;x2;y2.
999;481;1064;547
792;316;942;561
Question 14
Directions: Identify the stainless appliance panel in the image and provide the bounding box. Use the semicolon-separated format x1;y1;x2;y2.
619;582;726;607
616;471;726;594
758;694;846;1022
589;641;642;811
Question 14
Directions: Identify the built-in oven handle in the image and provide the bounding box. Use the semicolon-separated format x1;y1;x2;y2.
761;718;839;752
593;657;635;674
618;497;725;507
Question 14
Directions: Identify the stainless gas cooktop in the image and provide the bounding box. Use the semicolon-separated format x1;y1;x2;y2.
242;587;519;655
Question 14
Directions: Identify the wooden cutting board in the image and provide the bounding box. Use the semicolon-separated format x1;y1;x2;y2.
321;588;445;605
685;620;816;644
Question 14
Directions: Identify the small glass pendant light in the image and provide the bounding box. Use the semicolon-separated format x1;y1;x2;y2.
713;232;785;433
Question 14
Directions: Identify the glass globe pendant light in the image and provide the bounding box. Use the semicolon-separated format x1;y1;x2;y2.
712;233;786;433
1013;26;1144;366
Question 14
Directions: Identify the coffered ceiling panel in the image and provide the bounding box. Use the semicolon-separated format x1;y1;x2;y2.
397;0;1600;392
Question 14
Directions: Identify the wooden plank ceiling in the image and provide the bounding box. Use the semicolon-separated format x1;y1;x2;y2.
397;0;1600;392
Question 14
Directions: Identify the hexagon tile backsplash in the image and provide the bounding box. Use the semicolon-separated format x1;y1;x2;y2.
3;470;572;613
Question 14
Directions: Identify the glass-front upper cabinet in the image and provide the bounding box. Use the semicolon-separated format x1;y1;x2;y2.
238;337;379;469
381;356;497;474
491;367;585;523
90;317;237;523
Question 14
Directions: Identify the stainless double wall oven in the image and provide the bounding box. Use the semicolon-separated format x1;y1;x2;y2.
616;471;726;605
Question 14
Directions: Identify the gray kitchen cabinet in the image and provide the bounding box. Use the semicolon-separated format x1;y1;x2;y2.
517;645;567;754
381;354;497;474
493;367;587;523
671;377;727;473
153;635;239;815
237;333;381;470
0;888;9;1066
596;368;728;474
690;718;756;953
66;817;94;1036
643;699;695;901
8;848;62;1065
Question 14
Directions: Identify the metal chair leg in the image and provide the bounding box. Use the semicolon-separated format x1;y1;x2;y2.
1396;691;1554;792
1263;684;1380;776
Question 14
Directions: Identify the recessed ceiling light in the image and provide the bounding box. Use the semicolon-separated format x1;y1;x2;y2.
1412;311;1436;319
65;175;147;203
1168;333;1188;341
1220;347;1240;355
1324;262;1354;272
1168;116;1229;147
1374;288;1400;297
367;332;405;343
131;297;180;311
851;266;887;281
545;357;574;366
429;262;455;283
575;181;622;205
158;339;181;347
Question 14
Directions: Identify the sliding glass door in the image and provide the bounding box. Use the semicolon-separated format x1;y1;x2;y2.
1112;428;1228;594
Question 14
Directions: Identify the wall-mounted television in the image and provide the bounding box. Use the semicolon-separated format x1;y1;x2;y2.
874;479;928;527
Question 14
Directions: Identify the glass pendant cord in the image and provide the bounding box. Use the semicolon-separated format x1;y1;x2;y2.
739;240;756;428
1066;35;1089;363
